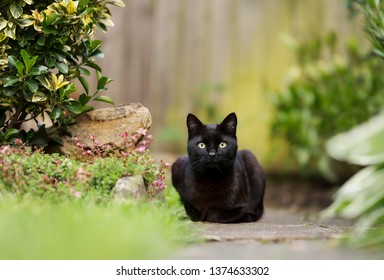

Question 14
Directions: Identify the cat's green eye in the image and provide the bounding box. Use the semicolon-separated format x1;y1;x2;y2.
219;142;227;148
198;143;206;149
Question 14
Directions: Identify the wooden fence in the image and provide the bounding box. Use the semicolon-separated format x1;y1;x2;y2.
93;0;365;163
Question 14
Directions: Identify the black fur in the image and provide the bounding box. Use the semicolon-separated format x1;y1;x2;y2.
171;113;265;223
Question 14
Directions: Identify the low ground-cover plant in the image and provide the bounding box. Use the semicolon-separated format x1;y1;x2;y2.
271;32;384;181
0;0;124;147
0;129;167;201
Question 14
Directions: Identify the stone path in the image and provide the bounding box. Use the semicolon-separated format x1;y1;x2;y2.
174;208;384;259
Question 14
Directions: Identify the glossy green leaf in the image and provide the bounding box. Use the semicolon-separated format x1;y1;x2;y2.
85;61;102;72
16;17;34;27
61;83;77;98
3;87;18;97
21;49;38;74
22;88;33;102
44;13;60;26
64;102;84;114
94;95;114;105
0;33;7;43
78;76;89;94
4;25;16;39
21;49;30;64
323;166;384;218
97;76;112;90
79;67;90;76
29;65;49;76
0;19;8;31
326;113;384;165
109;0;126;7
79;93;92;105
80;105;94;114
15;60;24;76
88;39;102;54
45;56;56;67
4;128;19;140
56;62;69;74
32;91;47;103
10;3;23;19
4;76;19;87
36;76;51;90
89;49;104;59
37;36;45;46
50;106;63;120
8;55;19;72
78;0;92;9
25;79;38;93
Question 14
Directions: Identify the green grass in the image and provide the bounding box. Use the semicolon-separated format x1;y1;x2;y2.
0;193;193;260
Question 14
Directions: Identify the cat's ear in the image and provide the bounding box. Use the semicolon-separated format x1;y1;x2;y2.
187;114;204;138
219;112;237;136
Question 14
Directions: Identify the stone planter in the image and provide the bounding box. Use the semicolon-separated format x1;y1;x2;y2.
62;103;152;152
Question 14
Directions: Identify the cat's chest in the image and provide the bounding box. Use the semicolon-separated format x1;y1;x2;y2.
189;178;237;208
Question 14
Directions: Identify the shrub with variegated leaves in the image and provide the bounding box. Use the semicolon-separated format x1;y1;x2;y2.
0;0;125;147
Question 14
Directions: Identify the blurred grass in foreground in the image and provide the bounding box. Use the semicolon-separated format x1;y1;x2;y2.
0;192;192;260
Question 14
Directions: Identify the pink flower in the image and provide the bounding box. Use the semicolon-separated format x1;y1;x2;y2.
153;179;166;190
0;146;12;155
137;128;147;136
70;189;82;198
146;134;153;141
161;160;171;167
119;132;129;138
136;145;146;153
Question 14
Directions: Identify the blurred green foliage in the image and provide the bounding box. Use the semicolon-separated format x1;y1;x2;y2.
0;0;123;147
324;114;384;248
271;32;384;180
324;0;384;249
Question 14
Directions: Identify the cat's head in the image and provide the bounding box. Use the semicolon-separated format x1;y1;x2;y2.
186;113;238;173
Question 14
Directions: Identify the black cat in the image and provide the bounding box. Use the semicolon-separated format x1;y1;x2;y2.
171;113;265;223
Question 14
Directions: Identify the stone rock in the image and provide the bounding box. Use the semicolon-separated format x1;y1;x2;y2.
62;103;152;152
114;176;146;202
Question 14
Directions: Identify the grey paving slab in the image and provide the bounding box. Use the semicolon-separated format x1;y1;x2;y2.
173;208;384;260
